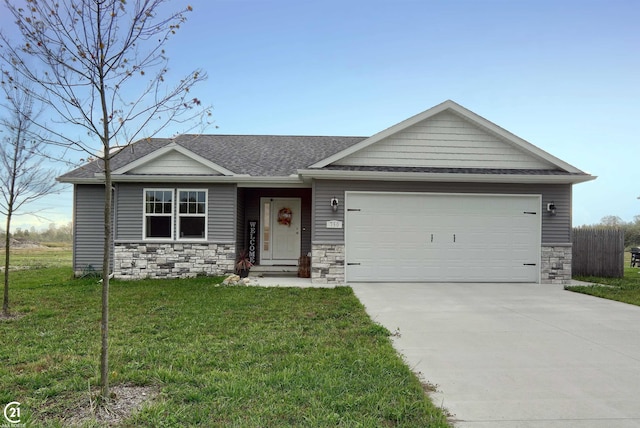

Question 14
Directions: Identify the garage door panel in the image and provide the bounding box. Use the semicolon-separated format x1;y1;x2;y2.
345;192;540;283
447;264;536;283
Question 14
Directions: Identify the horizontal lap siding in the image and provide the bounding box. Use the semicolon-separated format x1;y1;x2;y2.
115;183;236;242
74;184;106;272
236;188;246;254
312;180;571;244
209;185;236;242
542;185;572;244
335;112;552;169
115;184;140;241
130;151;223;175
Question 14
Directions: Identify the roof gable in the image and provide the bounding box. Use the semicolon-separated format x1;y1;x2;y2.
333;110;554;169
311;100;583;173
58;101;593;185
112;143;236;176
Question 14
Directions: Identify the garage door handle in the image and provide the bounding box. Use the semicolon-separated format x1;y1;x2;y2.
523;263;537;266
347;262;361;266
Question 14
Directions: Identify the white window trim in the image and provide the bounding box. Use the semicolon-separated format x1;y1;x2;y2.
142;188;209;241
177;188;208;241
143;188;175;241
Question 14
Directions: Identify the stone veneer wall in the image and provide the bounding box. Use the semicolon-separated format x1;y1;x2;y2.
311;243;345;284
541;244;572;284
311;243;571;285
114;242;235;279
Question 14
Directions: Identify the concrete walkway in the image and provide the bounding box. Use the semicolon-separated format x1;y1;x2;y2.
246;276;318;287
351;282;640;427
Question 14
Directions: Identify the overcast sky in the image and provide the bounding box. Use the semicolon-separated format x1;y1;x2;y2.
1;0;639;230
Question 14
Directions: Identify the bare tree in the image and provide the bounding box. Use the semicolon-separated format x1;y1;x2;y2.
600;215;624;227
0;78;58;317
0;0;210;400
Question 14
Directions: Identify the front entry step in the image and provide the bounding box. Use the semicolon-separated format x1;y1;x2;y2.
250;265;298;277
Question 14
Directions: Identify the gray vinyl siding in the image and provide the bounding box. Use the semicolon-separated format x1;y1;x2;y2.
312;180;571;244
73;184;106;272
115;183;236;242
236;188;246;255
115;183;139;241
209;185;236;242
335;111;553;170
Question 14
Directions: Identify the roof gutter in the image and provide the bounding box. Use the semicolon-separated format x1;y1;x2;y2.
57;173;308;187
57;170;596;186
296;169;597;185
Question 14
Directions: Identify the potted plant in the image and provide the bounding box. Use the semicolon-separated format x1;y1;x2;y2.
235;249;253;278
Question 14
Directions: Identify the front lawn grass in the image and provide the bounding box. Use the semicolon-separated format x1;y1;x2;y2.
567;252;640;306
1;267;449;427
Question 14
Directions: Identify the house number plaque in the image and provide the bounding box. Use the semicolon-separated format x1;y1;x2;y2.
326;220;343;229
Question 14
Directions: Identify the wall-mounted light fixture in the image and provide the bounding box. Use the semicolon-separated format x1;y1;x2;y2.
330;197;339;212
547;202;557;216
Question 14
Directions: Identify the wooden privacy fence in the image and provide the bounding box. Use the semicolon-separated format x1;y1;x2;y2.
572;227;624;278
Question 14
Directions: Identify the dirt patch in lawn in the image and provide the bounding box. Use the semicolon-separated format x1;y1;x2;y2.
60;385;159;427
0;312;26;322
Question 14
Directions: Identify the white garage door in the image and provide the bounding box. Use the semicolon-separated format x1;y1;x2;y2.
345;192;541;283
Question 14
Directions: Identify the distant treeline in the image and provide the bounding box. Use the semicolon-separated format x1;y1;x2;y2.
0;222;73;243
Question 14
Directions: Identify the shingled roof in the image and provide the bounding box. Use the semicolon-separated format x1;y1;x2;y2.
58;134;367;180
58;100;595;185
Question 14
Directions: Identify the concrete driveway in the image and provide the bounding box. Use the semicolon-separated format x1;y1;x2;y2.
351;282;640;427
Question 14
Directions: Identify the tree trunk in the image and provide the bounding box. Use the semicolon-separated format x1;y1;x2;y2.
4;125;20;317
97;1;112;400
100;156;112;400
3;213;11;316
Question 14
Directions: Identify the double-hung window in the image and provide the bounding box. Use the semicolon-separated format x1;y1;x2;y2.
144;189;173;239
178;190;207;239
143;189;207;240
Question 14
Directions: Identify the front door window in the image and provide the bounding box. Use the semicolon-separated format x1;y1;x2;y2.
262;201;271;257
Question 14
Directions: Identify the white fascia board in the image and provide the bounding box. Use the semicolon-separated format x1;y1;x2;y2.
106;174;243;182
297;169;596;185
93;173;306;186
112;142;237;176
57;176;102;184
236;180;310;188
235;174;309;187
